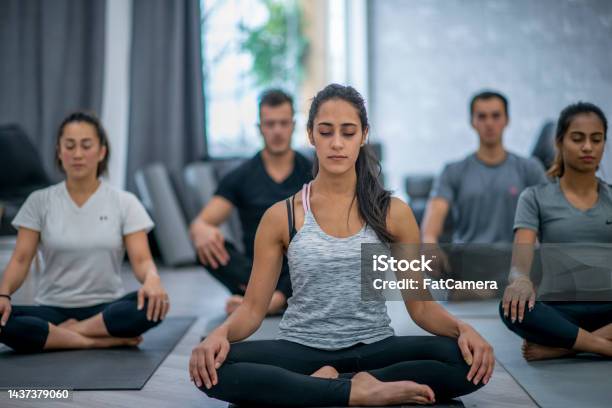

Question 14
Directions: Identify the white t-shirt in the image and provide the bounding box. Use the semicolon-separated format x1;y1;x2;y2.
12;181;154;307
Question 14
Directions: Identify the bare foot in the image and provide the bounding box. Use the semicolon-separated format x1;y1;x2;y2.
349;371;435;406
311;365;339;379
58;319;78;328
522;340;575;361
86;335;143;349
225;295;244;315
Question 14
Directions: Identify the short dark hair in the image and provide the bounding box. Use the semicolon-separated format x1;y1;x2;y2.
258;88;294;117
55;111;110;177
548;101;608;178
470;90;509;118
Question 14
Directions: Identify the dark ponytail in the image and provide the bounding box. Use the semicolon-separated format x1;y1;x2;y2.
307;84;395;243
548;102;608;178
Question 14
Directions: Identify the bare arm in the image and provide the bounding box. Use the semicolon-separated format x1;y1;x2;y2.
0;228;40;326
420;197;449;243
125;230;169;321
190;196;234;267
502;228;538;323
194;196;234;226
216;202;286;341
389;198;494;385
388;198;462;337
189;201;287;389
0;228;40;296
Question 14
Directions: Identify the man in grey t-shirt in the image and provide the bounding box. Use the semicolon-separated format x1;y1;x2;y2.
422;90;547;245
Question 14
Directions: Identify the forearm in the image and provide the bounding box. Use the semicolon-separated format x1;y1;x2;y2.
132;258;159;284
0;258;31;295
216;305;263;342
413;301;463;338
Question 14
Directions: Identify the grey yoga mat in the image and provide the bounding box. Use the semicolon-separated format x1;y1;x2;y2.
469;317;612;408
0;316;196;390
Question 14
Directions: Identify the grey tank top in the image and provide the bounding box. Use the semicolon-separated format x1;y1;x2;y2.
276;182;395;350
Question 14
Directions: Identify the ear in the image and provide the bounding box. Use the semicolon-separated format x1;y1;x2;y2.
361;127;369;146
99;145;107;162
307;129;315;146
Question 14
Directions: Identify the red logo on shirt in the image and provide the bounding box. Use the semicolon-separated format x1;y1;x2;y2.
509;186;518;196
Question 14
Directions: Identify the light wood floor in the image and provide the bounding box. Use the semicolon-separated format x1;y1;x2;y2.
0;266;537;408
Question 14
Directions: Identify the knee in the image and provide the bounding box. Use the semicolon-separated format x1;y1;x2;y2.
0;317;48;353
103;299;161;337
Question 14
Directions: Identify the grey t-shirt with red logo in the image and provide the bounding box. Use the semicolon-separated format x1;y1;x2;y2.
430;152;547;243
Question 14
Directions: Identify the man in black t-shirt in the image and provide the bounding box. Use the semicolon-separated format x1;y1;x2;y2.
189;89;312;315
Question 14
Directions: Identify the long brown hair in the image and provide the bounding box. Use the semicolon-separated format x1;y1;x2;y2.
547;102;608;178
307;84;394;243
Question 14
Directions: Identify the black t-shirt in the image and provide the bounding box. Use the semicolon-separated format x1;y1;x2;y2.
215;151;312;258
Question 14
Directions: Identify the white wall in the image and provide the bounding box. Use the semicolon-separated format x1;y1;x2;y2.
101;0;133;189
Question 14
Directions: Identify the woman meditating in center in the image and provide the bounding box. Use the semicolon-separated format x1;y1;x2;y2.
190;84;494;406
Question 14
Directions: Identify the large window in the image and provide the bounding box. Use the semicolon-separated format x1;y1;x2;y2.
201;0;307;158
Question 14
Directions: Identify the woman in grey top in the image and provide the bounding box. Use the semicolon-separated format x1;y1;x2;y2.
190;84;494;406
0;112;169;353
501;102;612;361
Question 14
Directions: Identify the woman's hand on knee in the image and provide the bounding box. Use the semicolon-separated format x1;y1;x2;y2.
0;297;11;328
138;275;170;322
189;330;230;389
458;323;495;386
502;277;536;324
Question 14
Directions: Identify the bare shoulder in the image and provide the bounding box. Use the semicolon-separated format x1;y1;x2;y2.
387;196;419;242
258;199;292;245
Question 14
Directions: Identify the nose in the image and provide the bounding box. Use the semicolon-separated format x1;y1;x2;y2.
582;139;593;152
331;132;344;150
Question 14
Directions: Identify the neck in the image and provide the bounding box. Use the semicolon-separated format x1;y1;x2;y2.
312;166;357;198
66;176;101;195
261;148;294;168
560;168;598;195
476;143;506;165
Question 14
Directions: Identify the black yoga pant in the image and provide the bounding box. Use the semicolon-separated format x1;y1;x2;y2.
499;301;612;349
203;242;292;299
200;336;482;407
0;291;160;353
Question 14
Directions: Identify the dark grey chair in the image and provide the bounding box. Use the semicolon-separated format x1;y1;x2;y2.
134;163;196;267
531;120;556;170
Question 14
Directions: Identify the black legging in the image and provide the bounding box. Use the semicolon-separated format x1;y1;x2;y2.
200;336;482;406
0;291;160;353
499;301;612;348
204;242;292;299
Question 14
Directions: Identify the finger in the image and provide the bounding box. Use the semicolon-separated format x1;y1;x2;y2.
205;347;218;387
467;348;483;382
146;293;154;321
189;353;202;388
473;354;489;385
518;296;527;323
208;242;227;267
1;307;11;326
161;298;170;319
202;246;219;269
528;292;536;312
458;338;473;366
137;289;145;311
197;350;212;389
210;239;229;265
152;297;162;322
197;247;208;265
502;291;511;317
215;341;229;368
485;353;495;384
510;296;519;323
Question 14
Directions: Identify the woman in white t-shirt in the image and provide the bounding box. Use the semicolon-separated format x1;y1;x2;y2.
0;112;169;353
